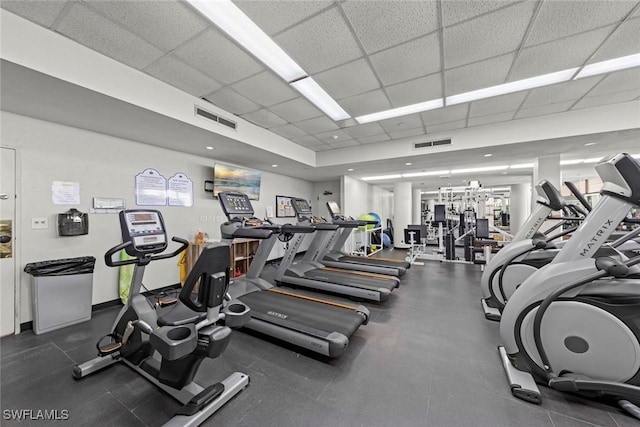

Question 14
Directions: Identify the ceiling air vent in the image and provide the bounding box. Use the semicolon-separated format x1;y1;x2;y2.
413;138;452;149
195;106;237;131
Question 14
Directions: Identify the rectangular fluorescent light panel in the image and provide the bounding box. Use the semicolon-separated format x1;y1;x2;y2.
510;163;534;169
356;99;444;124
402;170;450;178
361;174;402;181
187;0;306;82
446;68;579;106
290;77;350;121
560;159;584;165
450;165;509;174
574;53;640;79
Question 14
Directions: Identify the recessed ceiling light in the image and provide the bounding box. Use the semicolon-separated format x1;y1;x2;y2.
451;165;509;174
502;172;508;175
403;170;450;178
355;98;444;124
347;168;354;172
361;174;402;181
584;142;596;146
290;77;351;121
484;154;493;157
405;162;412;166
272;164;278;167
574;53;640;79
205;146;214;150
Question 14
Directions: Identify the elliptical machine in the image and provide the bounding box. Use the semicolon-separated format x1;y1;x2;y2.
498;153;640;419
73;209;251;426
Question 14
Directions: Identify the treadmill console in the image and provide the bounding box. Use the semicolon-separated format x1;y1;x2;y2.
326;201;341;218
119;210;167;257
291;198;313;216
219;191;255;219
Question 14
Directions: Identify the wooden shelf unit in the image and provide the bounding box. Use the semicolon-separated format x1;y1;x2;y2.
186;238;260;280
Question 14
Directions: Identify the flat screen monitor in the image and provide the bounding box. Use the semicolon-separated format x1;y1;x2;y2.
434;204;446;223
213;163;261;200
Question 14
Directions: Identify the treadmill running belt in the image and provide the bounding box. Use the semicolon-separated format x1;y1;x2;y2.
338;255;410;269
238;290;364;338
302;270;397;291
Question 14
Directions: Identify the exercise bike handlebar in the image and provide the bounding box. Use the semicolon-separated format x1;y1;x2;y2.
104;237;190;267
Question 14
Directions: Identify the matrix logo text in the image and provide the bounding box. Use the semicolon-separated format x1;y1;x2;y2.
3;409;69;421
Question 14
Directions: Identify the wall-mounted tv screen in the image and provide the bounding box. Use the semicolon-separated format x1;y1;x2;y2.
213;163;261;200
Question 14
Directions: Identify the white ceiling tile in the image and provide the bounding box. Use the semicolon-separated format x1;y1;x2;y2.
379;113;424;133
370;33;441;86
234;1;333;36
1;0;68;27
426;119;467;134
145;55;221;97
469;92;528;118
443;1;536;69
269;97;323;123
572;88;640;110
314;58;380;100
388;127;426;140
441;1;514;28
54;2;164;69
294;116;339;134
315;129;354;143
275;7;363;74
591;17;640;63
328;139;360;149
269;124;308;140
421;104;469;126
468;111;515;127
292;135;324;147
509;25;615;81
241;109;287;128
358;134;391;144
341;0;438;53
204;87;260;115
386;73;443;108
173;29;264;85
340;89;392;117
343;123;386;139
515;101;574;120
587;68;640;96
445;53;515;96
522;76;603;108
86;0;208;52
526;0;637;47
231;72;298;107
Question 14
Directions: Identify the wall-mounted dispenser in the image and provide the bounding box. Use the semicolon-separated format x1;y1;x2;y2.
58;208;89;236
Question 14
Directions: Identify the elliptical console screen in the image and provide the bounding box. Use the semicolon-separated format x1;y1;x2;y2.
219;192;254;217
120;210;167;254
292;198;312;216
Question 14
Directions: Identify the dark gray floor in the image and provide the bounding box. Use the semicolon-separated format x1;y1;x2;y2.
1;250;637;426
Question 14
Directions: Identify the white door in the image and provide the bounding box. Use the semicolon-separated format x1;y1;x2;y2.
1;147;17;336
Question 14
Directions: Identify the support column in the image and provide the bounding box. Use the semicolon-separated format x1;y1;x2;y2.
427;199;435;222
533;154;561;233
394;182;412;249
510;183;531;236
412;188;422;225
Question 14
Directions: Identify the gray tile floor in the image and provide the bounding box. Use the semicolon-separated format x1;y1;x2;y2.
1;250;636;426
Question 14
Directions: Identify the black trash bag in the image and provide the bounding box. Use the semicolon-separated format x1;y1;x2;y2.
24;256;96;277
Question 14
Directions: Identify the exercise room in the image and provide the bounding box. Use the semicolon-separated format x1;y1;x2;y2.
1;1;640;426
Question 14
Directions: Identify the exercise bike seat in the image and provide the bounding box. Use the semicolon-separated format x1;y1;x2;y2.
157;300;206;326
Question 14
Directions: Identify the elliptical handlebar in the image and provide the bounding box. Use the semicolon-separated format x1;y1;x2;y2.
104;237;189;267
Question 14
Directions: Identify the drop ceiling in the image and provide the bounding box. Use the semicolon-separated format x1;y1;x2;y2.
1;0;640;191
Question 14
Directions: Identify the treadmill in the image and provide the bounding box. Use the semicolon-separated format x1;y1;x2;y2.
217;191;369;358
317;200;410;277
275;198;400;302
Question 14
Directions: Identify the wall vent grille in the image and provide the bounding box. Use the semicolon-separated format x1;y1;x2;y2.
413;138;452;149
195;106;237;131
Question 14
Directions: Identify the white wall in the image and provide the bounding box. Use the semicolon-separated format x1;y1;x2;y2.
341;175;392;222
1;112;313;323
312;180;341;218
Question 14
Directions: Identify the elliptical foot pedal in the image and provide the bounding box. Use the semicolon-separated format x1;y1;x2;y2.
97;334;122;356
175;383;225;416
498;346;542;404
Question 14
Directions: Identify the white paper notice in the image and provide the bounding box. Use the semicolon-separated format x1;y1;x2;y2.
168;173;193;207
135;168;167;206
52;181;80;205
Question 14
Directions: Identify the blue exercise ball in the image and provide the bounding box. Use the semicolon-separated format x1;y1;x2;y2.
368;212;382;228
382;232;391;248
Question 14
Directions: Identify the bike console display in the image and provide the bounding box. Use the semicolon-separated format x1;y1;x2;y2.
119;210;167;257
291;198;312;217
